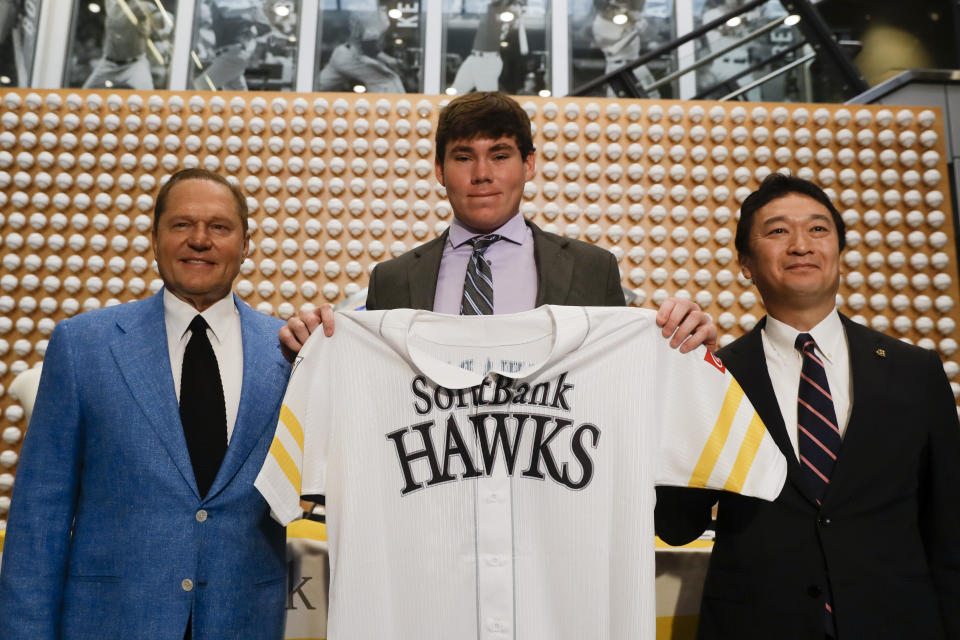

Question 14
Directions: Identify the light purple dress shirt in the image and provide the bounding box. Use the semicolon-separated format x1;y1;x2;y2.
432;212;538;314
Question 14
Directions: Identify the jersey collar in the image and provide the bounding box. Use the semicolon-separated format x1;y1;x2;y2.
373;306;590;389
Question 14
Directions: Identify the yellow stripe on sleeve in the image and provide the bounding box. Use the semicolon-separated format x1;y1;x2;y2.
269;437;301;493
722;412;766;493
280;404;305;452
688;381;745;488
287;519;328;542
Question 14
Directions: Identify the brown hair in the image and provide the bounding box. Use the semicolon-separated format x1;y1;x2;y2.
153;168;248;235
435;91;535;165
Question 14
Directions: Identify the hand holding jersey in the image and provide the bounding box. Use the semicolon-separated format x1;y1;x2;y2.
257;306;785;639
279;295;718;361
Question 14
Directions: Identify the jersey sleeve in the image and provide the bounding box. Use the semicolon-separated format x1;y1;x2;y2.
255;333;329;526
653;342;787;501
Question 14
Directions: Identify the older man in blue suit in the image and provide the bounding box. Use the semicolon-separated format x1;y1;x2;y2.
0;169;290;639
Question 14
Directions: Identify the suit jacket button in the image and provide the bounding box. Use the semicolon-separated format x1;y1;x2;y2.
182;578;194;592
807;585;821;598
818;516;831;526
196;509;208;522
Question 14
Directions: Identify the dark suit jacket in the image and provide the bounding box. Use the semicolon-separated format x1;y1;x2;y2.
655;314;960;639
364;220;626;310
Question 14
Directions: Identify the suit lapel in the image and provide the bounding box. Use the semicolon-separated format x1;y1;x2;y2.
206;299;290;500
822;315;887;504
529;221;574;306
407;231;446;310
110;293;199;497
722;318;819;506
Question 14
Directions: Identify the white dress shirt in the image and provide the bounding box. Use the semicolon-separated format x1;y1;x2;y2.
164;290;244;441
760;310;852;460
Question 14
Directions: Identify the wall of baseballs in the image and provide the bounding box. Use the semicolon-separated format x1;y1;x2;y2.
0;89;957;523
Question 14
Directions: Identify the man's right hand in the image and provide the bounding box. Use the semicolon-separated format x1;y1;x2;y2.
279;304;335;362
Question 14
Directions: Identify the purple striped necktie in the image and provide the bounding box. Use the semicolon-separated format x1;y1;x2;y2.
460;234;502;316
795;333;842;503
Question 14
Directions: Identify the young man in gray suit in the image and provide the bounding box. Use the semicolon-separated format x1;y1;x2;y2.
280;91;716;353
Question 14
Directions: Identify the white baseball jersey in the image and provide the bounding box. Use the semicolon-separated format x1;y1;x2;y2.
256;306;787;640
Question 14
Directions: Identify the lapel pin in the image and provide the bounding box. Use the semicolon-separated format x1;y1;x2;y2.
875;348;886;358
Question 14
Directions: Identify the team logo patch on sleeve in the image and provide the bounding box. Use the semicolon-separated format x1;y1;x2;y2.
291;355;304;375
704;350;725;373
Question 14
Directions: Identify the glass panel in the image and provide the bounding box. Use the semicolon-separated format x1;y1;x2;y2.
569;0;676;98
314;0;424;93
684;0;813;102
64;0;178;90
189;0;302;92
0;0;42;87
681;0;789;100
441;0;551;97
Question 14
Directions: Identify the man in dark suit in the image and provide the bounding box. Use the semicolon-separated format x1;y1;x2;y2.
280;90;715;352
655;173;960;639
0;169;290;639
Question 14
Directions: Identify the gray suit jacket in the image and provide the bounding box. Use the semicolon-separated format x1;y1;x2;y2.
365;220;626;310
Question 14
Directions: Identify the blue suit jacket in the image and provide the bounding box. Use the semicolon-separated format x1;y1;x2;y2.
0;292;291;639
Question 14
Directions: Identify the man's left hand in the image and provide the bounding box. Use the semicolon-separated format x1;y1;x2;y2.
655;297;718;354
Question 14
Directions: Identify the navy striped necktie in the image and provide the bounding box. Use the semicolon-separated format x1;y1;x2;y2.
795;333;842;503
460;234;502;316
795;334;841;640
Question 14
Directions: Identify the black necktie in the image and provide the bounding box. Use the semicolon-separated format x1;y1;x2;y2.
180;315;227;498
460;234;502;315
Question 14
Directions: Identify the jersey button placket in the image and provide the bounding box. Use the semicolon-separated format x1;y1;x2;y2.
476;373;514;640
486;617;510;634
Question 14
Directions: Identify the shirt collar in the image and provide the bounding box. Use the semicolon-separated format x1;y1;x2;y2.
764;309;844;364
448;212;526;249
163;289;237;345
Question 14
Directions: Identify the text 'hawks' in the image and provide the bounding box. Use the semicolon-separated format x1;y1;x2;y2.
386;373;600;496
